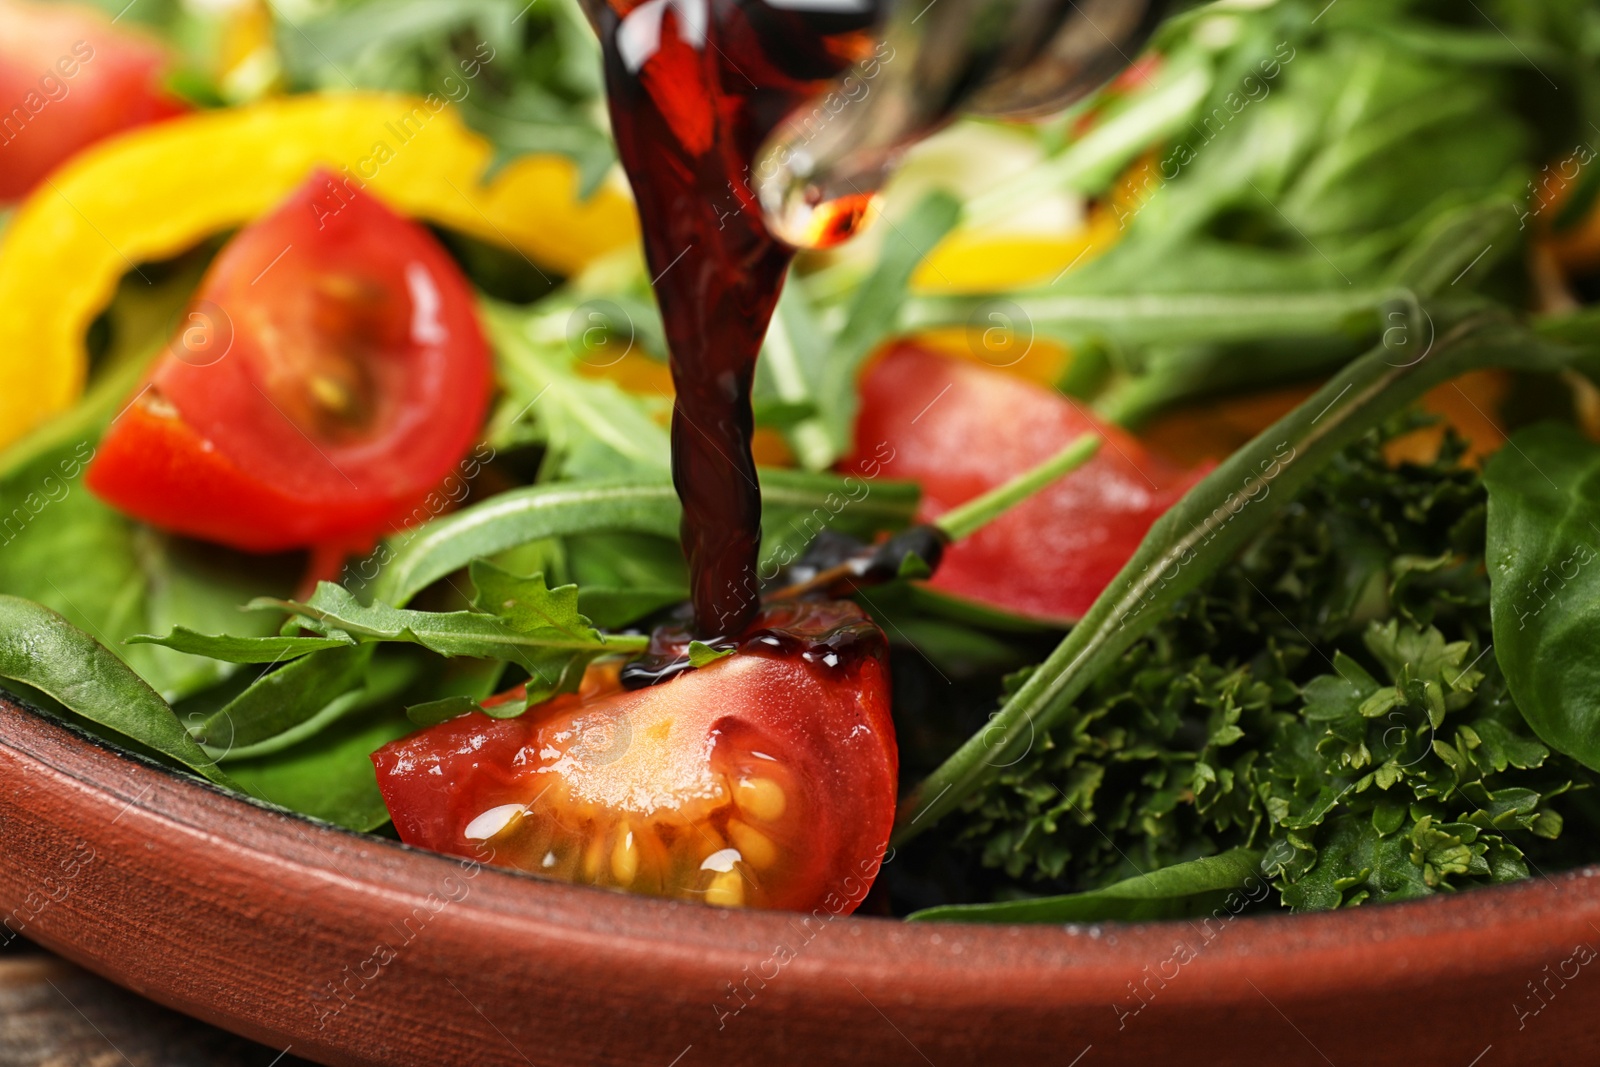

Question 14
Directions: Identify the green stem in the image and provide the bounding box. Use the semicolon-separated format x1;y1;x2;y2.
935;433;1101;542
902;287;1402;350
892;309;1577;845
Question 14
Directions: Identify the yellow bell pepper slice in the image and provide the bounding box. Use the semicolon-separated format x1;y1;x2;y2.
911;153;1162;293
0;92;638;453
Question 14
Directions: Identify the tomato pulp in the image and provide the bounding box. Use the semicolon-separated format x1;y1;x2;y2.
847;343;1206;622
0;0;186;200
88;171;493;553
373;600;897;912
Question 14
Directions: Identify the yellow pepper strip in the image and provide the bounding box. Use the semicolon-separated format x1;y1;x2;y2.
0;92;638;452
910;153;1162;293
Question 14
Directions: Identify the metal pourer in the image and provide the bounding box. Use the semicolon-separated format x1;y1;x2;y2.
754;0;1170;249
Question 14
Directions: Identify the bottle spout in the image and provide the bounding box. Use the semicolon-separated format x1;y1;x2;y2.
754;0;1169;250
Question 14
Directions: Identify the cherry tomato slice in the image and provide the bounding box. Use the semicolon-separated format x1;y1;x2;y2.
87;170;492;553
0;0;186;201
372;600;897;913
846;344;1207;623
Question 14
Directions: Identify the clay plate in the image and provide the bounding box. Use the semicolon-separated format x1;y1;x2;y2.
1;693;1595;1066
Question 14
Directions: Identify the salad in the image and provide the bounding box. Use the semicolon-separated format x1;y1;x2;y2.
3;0;1600;927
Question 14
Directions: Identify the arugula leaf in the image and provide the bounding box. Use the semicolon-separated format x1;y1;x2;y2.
909;848;1266;923
128;629;356;663
754;276;836;469
369;480;683;606
263;581;641;659
576;585;685;629
467;559;591;637
275;0;615;191
267;565;644;706
0;596;233;787
369;470;917;608
687;641;734;668
485;299;674;479
1483;422;1600;771
406;694;482;727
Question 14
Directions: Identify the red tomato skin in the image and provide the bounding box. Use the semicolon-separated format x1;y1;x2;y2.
85;397;402;552
373;602;898;914
87;171;492;552
0;0;186;201
846;344;1207;623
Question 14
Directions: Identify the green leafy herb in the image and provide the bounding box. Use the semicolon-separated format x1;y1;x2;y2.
0;596;233;787
897;313;1572;839
226;705;418;832
193;645;372;752
1484;422;1600;772
406;694;483;727
207;654;422;763
275;0;616;192
261;576;640;670
0;266;294;702
369;480;681;606
485;298;674;480
128;629;356;664
940;424;1588;913
687;641;734;668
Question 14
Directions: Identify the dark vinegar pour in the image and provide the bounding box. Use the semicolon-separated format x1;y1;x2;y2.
587;0;882;637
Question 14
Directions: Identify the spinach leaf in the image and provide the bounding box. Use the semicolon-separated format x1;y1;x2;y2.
0;596;233;787
208;653;422;763
576;586;685;629
0;262;291;702
193;645;372;752
1484;422;1600;771
225;704;417;832
909;848;1266;923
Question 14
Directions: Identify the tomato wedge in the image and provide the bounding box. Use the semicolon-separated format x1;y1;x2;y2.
373;600;897;913
87;170;492;553
0;0;185;201
846;343;1206;623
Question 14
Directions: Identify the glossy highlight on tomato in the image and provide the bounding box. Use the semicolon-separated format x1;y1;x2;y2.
87;170;492;553
372;600;897;913
846;343;1206;623
0;0;186;201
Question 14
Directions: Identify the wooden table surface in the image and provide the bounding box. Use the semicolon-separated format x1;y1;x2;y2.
0;940;320;1067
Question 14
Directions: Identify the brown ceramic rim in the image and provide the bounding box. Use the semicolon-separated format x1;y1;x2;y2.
1;693;1596;1066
